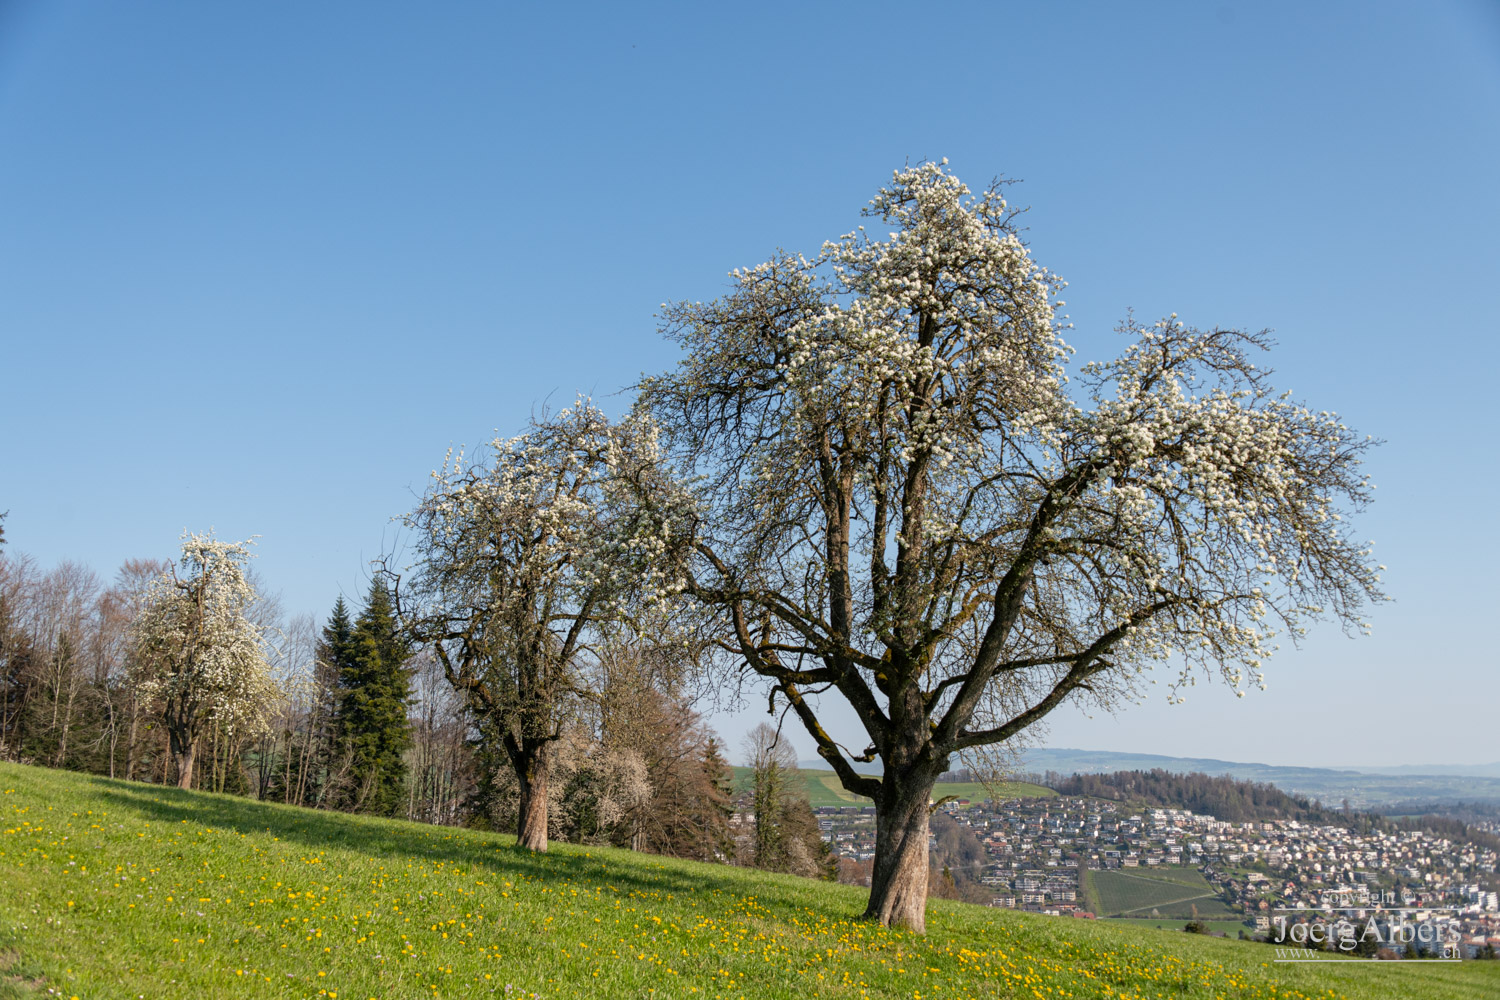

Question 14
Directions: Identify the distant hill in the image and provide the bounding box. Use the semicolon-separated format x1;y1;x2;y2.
797;749;1500;809
749;765;1052;806
1051;769;1346;824
800;758;883;775
1353;762;1500;778
1052;768;1500;854
1017;748;1500;809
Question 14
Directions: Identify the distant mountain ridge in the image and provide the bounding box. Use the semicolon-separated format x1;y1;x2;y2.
797;749;1500;808
1017;748;1500;781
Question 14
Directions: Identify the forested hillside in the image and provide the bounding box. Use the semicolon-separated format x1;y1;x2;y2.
1051;769;1346;822
1052;768;1500;854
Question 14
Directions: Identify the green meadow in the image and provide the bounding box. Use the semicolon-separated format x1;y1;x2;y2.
1;762;1495;1000
1104;918;1252;937
1083;867;1240;920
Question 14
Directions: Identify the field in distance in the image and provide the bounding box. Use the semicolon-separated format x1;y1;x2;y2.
1107;917;1251;937
729;766;1055;807
1084;865;1240;920
2;762;1497;1000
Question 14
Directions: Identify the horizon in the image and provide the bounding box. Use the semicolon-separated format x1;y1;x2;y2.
785;749;1500;776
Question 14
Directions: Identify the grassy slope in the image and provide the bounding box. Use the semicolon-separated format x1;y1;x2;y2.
0;763;1494;1000
1109;918;1251;936
728;767;1055;808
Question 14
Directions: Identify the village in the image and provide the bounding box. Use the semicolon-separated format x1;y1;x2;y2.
817;790;1500;957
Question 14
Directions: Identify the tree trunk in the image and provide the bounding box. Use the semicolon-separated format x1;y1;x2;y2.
105;695;118;779
56;684;76;768
864;768;937;932
174;745;196;789
515;747;549;852
168;725;196;790
124;701;140;781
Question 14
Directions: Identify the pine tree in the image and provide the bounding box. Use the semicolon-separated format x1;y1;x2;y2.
333;583;413;816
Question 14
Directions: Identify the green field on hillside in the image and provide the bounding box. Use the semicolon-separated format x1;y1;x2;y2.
1107;918;1252;937
728;767;1054;807
1;762;1496;1000
1085;866;1240;920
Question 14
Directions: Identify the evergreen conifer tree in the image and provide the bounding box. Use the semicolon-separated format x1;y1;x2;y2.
334;583;413;816
697;737;736;860
303;597;357;806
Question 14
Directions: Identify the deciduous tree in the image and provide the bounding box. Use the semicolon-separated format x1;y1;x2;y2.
642;162;1384;930
129;533;276;789
739;723;833;879
743;722;796;871
397;402;689;851
562;640;732;858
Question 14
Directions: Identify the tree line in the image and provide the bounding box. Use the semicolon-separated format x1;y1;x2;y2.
0;519;825;876
1049;769;1349;823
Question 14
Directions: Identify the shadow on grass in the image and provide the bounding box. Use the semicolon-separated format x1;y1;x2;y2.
0;939;46;999
86;773;851;921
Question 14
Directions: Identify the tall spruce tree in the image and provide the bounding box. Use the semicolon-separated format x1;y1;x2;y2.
333;582;413;816
696;737;736;861
306;597;357;806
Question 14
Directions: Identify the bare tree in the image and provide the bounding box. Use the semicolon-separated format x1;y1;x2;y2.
736;723;830;879
18;562;101;769
405;649;475;826
102;558;170;780
741;722;797;870
559;640;730;858
641;162;1384;930
250;612;319;801
0;552;40;759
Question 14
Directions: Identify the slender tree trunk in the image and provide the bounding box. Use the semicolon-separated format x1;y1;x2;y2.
285;731;295;804
515;746;549;851
864;766;938;932
105;694;118;779
56;677;79;768
124;699;140;782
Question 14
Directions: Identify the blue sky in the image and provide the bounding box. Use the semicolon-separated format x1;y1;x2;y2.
2;1;1496;767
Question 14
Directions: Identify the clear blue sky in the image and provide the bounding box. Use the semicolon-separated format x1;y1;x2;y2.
2;1;1496;767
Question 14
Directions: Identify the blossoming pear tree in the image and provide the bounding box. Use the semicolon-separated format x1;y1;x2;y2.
129;533;276;789
396;401;690;852
640;162;1384;931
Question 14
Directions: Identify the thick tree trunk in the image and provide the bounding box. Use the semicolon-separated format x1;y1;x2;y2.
174;746;196;790
864;768;938;932
515;748;549;852
168;724;196;790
